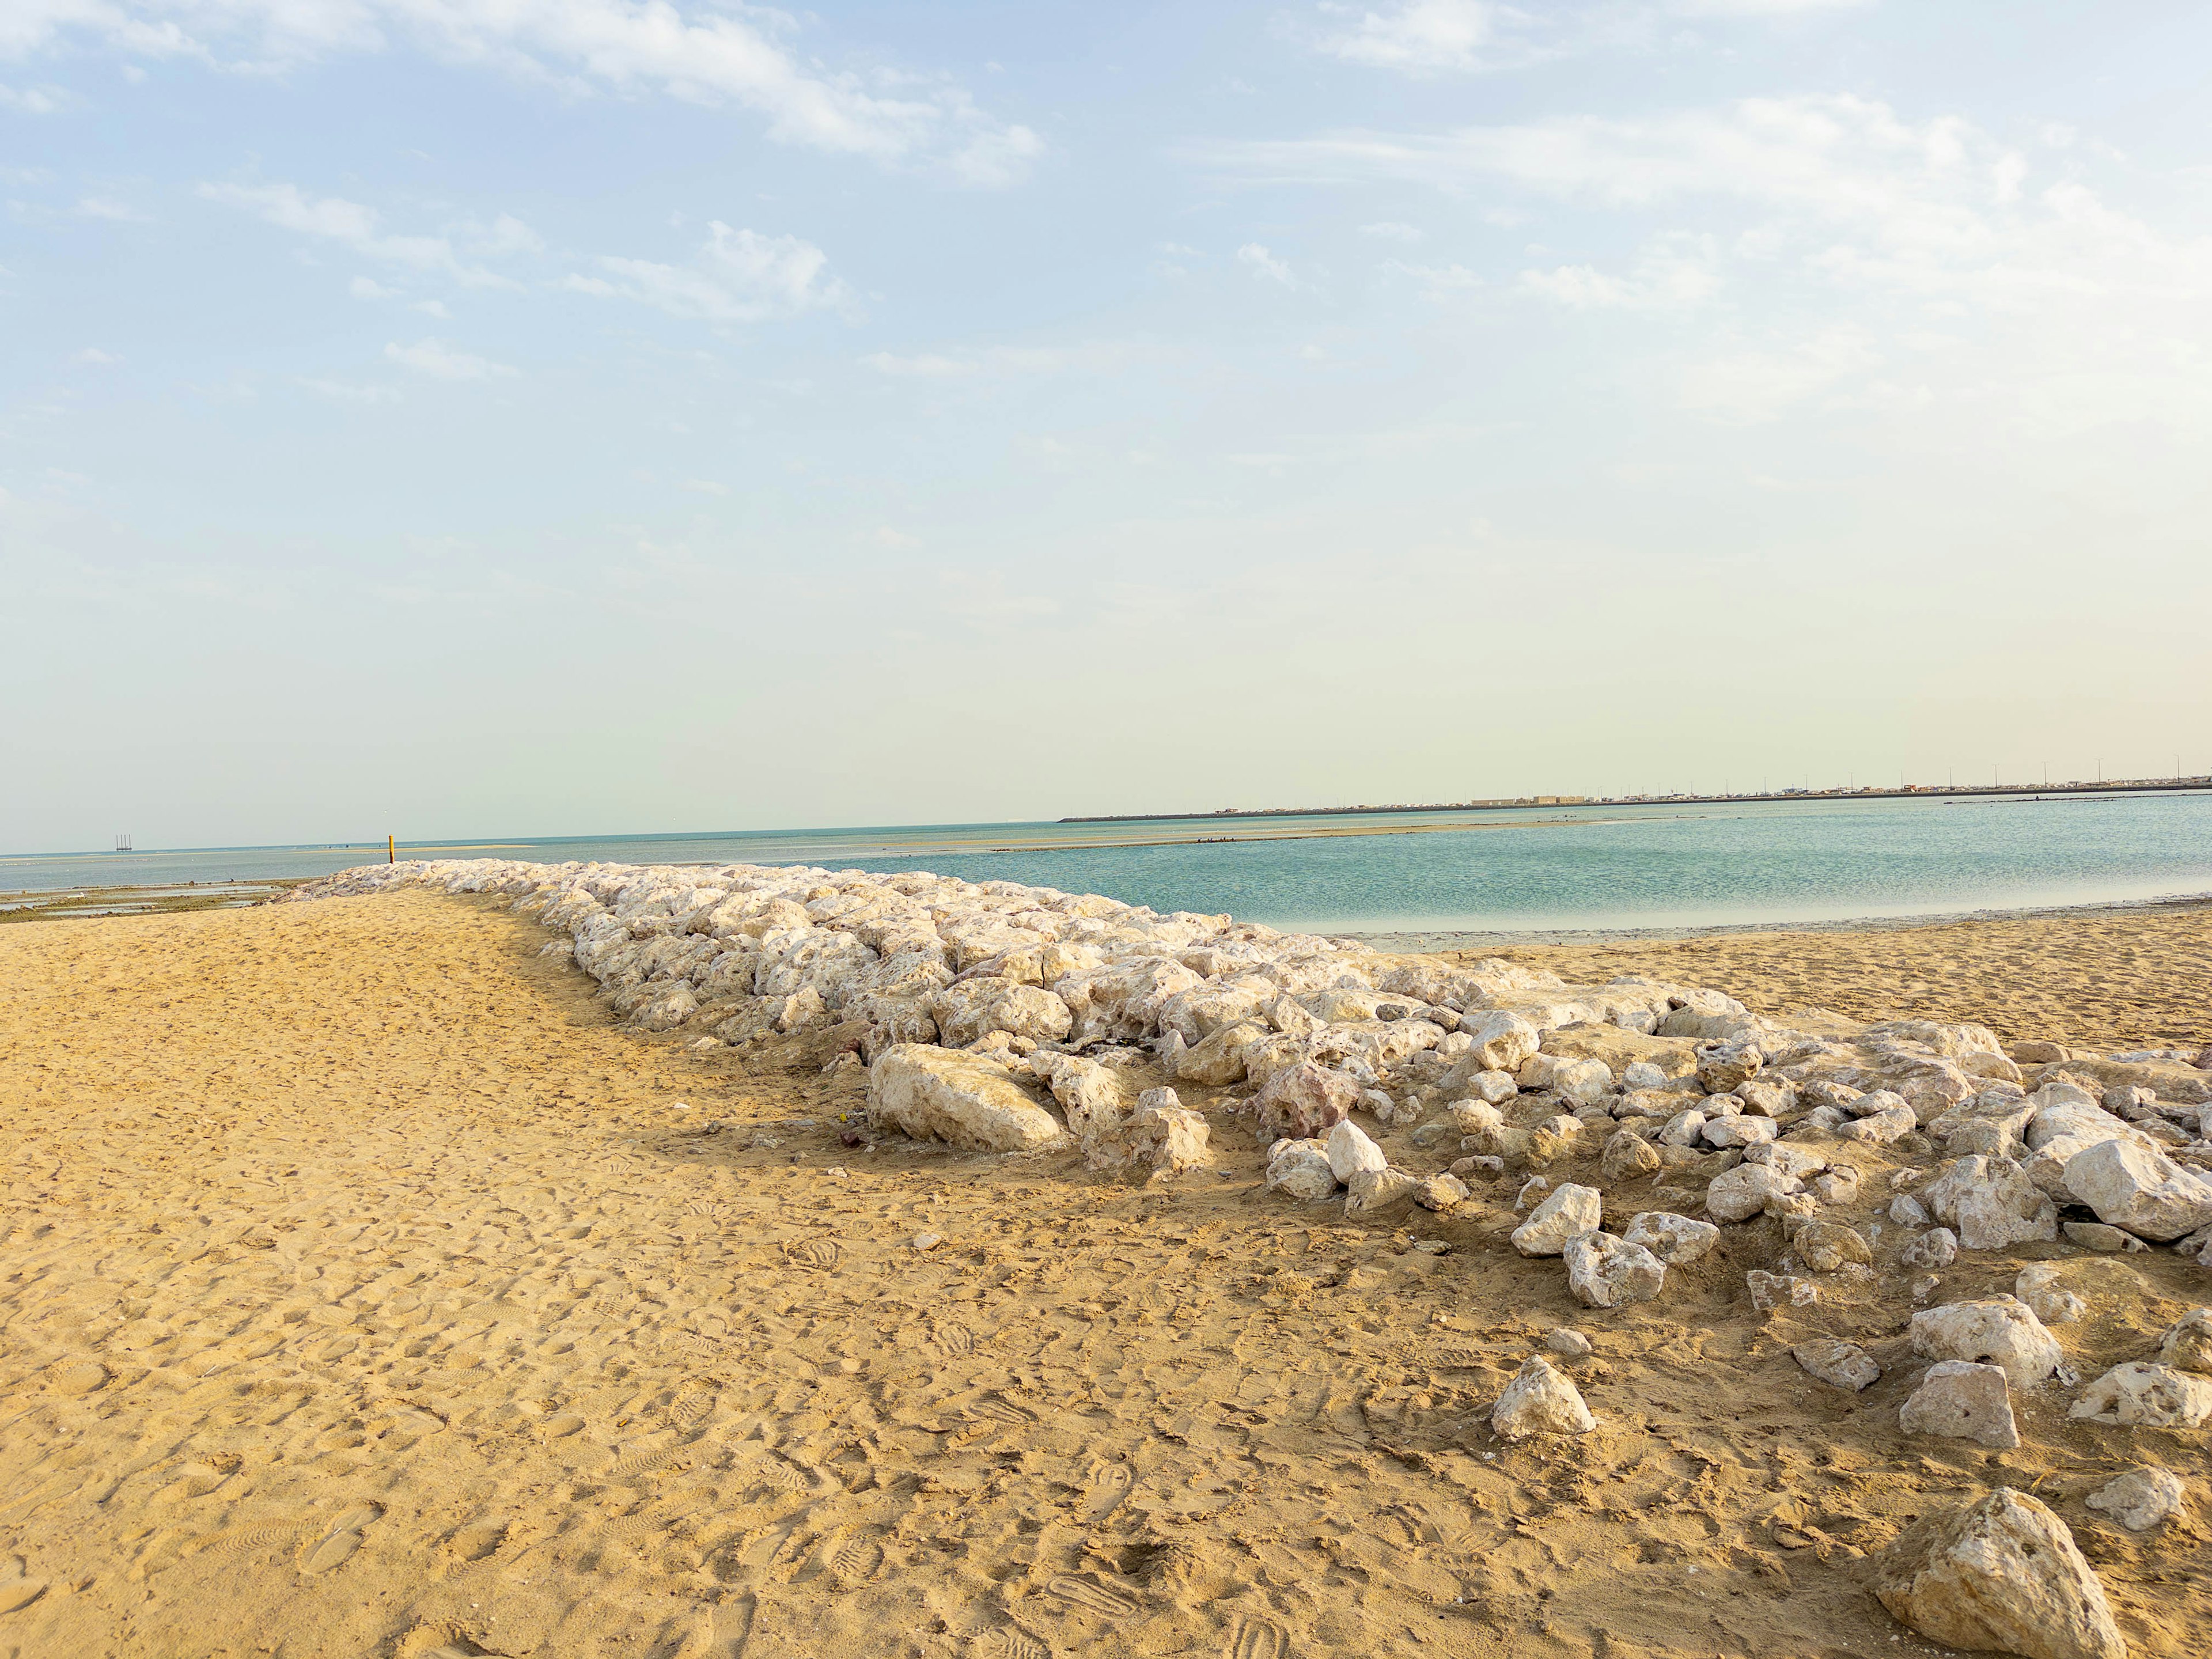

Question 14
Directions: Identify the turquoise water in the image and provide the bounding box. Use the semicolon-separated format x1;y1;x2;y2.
7;792;2211;934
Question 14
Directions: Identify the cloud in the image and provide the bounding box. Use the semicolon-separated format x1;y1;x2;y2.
299;376;404;404
681;478;729;495
16;1;1039;185
874;526;921;550
411;298;452;318
1520;233;1721;309
74;195;149;221
1360;220;1422;241
1296;0;1871;76
382;338;516;381
1308;1;1521;75
75;346;122;363
202;180;527;287
1237;241;1301;288
349;275;398;299
0;81;67;113
571;221;847;325
861;342;1128;378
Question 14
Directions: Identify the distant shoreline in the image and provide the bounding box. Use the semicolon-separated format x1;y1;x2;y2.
1059;778;2212;824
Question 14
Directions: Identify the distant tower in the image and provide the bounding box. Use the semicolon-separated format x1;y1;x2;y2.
116;833;132;853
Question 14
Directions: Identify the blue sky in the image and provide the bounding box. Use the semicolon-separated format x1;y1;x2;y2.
6;2;2212;850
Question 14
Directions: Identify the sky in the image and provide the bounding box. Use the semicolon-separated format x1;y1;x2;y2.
6;1;2212;851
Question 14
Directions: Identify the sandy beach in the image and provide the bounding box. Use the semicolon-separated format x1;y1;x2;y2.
2;886;2208;1658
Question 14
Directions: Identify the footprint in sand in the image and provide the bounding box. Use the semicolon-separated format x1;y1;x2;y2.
785;1238;840;1272
936;1327;978;1359
0;1557;48;1615
440;1517;508;1564
1226;1617;1287;1659
543;1413;585;1438
974;1629;1048;1659
829;1536;883;1584
1044;1575;1139;1619
155;1460;235;1505
48;1359;109;1396
1080;1463;1133;1522
195;1520;319;1562
300;1502;384;1575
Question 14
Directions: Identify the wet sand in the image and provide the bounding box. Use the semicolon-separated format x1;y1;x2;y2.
1;891;2206;1657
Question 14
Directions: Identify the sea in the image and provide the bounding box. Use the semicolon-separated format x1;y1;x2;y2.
7;791;2212;938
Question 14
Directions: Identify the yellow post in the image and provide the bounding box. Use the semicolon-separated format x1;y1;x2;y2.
388;834;395;864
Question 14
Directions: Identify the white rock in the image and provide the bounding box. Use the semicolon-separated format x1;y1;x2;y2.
1900;1361;2021;1448
1918;1155;2058;1250
1747;1270;1817;1312
1873;1488;2124;1659
1890;1194;1930;1226
1490;1355;1596;1440
1704;1162;1803;1223
1838;1105;1917;1145
1042;1054;1128;1141
2067;1362;2212;1427
1910;1298;2065;1389
1544;1328;1592;1358
868;1045;1069;1153
1263;1138;1339;1201
2061;1221;2147;1253
2063;1137;2212;1241
1563;1231;1666;1308
1623;1060;1669;1091
1702;1114;1778;1149
1622;1211;1719;1266
1453;1012;1541;1078
2014;1263;2087;1326
1252;1060;1364;1140
1465;1069;1520;1106
1413;1172;1471;1211
2085;1467;2187;1532
1903;1227;1960;1269
1344;1165;1422;1221
1658;1109;1707;1149
1325;1118;1388;1182
2159;1307;2212;1373
1794;1338;1881;1391
1510;1184;1603;1257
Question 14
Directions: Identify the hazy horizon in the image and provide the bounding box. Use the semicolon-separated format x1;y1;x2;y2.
8;1;2212;853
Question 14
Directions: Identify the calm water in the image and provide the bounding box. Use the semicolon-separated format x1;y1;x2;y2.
9;792;2211;934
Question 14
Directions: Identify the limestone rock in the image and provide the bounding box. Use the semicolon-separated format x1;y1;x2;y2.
2067;1362;2212;1428
1253;1060;1363;1141
1042;1054;1128;1141
1175;1021;1264;1086
1873;1488;2123;1659
869;1045;1069;1153
1794;1220;1873;1273
1910;1298;2064;1389
1490;1355;1596;1440
2015;1263;2086;1326
1600;1128;1662;1184
1344;1165;1422;1221
1452;1012;1541;1079
1623;1060;1669;1091
1793;1338;1880;1391
1413;1172;1470;1211
1564;1231;1666;1308
1900;1361;2022;1448
2063;1137;2212;1241
1705;1162;1803;1224
1115;1090;1210;1180
1461;1069;1520;1106
1622;1211;1719;1266
1696;1039;1765;1092
2158;1308;2212;1373
1545;1327;1593;1358
2063;1221;2148;1254
1510;1183;1602;1257
1747;1270;1817;1312
1703;1115;1778;1150
1904;1226;1960;1269
1326;1119;1388;1183
1919;1155;2058;1250
1264;1138;1339;1200
1839;1104;1918;1145
1809;1164;1862;1205
2085;1468;2187;1532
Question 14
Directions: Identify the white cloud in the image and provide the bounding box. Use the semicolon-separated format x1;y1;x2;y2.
75;346;122;363
1299;0;1865;75
411;297;451;318
681;479;729;496
860;342;1130;379
1309;1;1517;75
575;221;847;325
1675;329;1880;422
1359;220;1422;241
0;81;67;113
874;526;921;549
75;195;150;221
299;376;404;404
15;1;1039;185
349;275;397;299
861;351;977;378
202;180;527;287
1520;233;1721;309
1237;241;1301;288
382;338;516;381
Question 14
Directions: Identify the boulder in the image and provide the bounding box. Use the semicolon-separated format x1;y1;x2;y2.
1747;1270;1817;1312
1903;1226;1960;1269
1510;1184;1602;1257
1702;1115;1778;1150
1705;1162;1803;1223
1900;1361;2021;1448
1490;1355;1596;1440
1918;1156;2058;1250
1793;1338;1880;1392
1413;1172;1470;1211
1793;1220;1873;1273
1909;1298;2065;1389
2085;1468;2187;1532
1599;1128;1663;1184
2062;1221;2149;1254
1696;1039;1765;1092
1175;1021;1265;1086
1344;1165;1422;1221
1042;1054;1128;1141
1563;1231;1666;1308
934;980;1073;1048
1809;1164;1861;1205
1839;1105;1918;1146
2062;1138;2212;1241
2158;1308;2212;1373
1252;1060;1363;1140
1623;1060;1669;1091
1873;1488;2124;1659
2067;1362;2212;1428
1263;1138;1339;1200
1111;1089;1210;1180
1622;1211;1719;1266
2015;1263;2086;1326
1451;1012;1541;1078
1325;1119;1388;1183
869;1045;1069;1153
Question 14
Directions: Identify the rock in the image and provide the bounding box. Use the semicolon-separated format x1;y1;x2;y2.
1659;1108;1707;1148
1117;1093;1211;1180
1902;1226;1959;1268
2015;1263;2086;1325
1514;1175;1551;1211
1344;1165;1422;1221
869;1045;1069;1153
1462;1069;1520;1106
1705;1162;1803;1223
1490;1355;1596;1440
1809;1165;1861;1205
1510;1183;1602;1256
1622;1211;1719;1266
1919;1155;2058;1250
2067;1362;2212;1427
1623;1060;1669;1091
2062;1221;2148;1253
2158;1308;2212;1373
1891;1194;1931;1226
1325;1118;1388;1181
1545;1327;1593;1358
1900;1361;2022;1448
2085;1467;2187;1532
1838;1105;1917;1145
1696;1039;1765;1092
1747;1270;1817;1312
1793;1220;1873;1273
1793;1338;1880;1391
1702;1115;1777;1149
766;986;823;1033
1563;1230;1667;1308
1264;1138;1340;1200
1042;1054;1128;1140
2063;1137;2212;1241
1412;1172;1469;1211
1550;1057;1613;1106
1253;1060;1363;1141
1910;1298;2064;1389
1873;1488;2123;1659
1175;1021;1265;1085
1452;1012;1541;1078
1599;1128;1662;1184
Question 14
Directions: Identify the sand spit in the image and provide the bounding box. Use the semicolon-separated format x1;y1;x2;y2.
0;861;2206;1658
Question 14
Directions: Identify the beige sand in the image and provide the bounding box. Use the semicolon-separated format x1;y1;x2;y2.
2;891;2207;1658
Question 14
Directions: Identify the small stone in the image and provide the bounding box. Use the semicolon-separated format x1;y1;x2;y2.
1793;1220;1873;1274
1900;1360;2021;1448
2158;1307;2212;1373
1808;1165;1861;1205
1263;1138;1339;1200
2014;1263;2086;1325
1910;1297;2065;1389
1599;1128;1662;1184
2067;1362;2212;1427
911;1231;943;1251
1563;1230;1667;1308
1450;1154;1503;1176
1490;1355;1596;1440
1513;1175;1551;1211
1621;1211;1719;1266
2061;1221;2146;1253
1344;1165;1422;1222
2084;1467;2187;1532
1747;1270;1817;1312
1793;1338;1881;1392
1873;1487;2123;1659
1622;1060;1669;1091
1702;1114;1778;1149
1890;1194;1931;1226
1545;1327;1593;1358
1510;1184;1602;1257
1903;1227;1959;1269
1696;1039;1765;1092
1325;1119;1388;1183
1412;1172;1471;1211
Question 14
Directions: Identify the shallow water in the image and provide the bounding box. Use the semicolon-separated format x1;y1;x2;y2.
9;791;2211;934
